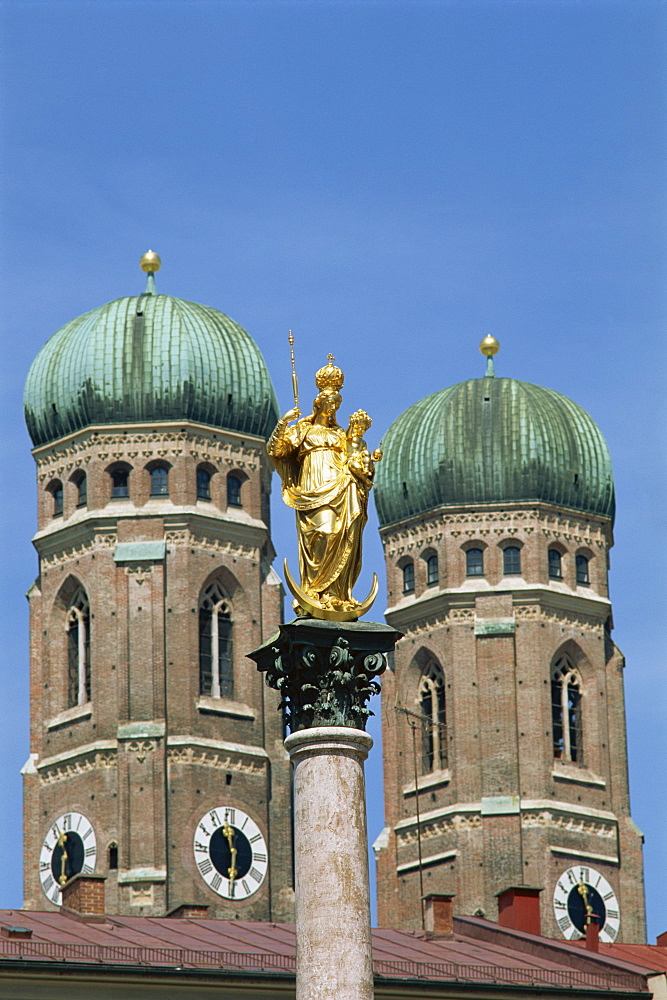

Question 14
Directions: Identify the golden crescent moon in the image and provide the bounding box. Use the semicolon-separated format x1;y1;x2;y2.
283;559;378;622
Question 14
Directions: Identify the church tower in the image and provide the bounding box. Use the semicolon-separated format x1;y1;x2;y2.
373;339;645;943
22;254;294;920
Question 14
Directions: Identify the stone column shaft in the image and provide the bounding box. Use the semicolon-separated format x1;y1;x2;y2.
285;727;374;1000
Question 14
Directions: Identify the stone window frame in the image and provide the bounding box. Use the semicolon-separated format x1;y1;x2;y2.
421;548;439;588
66;585;91;708
551;654;583;765
106;461;133;501
548;544;566;581
575;548;593;587
418;659;448;774
47;478;64;518
70;468;87;508
196;462;217;502
462;540;486;578
397;556;415;595
226;469;247;509
199;580;234;700
499;539;523;577
145;459;172;498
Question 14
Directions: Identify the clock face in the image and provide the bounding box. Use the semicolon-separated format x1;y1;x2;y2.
39;811;97;906
553;865;620;943
193;806;268;901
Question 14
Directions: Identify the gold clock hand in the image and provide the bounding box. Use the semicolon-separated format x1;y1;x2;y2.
222;822;238;882
56;829;68;885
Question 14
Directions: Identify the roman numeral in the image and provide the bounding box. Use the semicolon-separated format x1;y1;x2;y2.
566;870;576;885
82;865;94;875
84;846;95;857
82;828;93;841
607;909;619;919
249;833;261;844
253;853;267;864
198;859;213;876
603;891;614;900
198;822;210;837
594;873;601;888
241;816;248;830
40;861;49;872
209;810;220;827
229;881;236;898
43;875;54;893
558;916;571;932
557;881;567;895
211;874;222;891
50;887;60;904
579;867;589;883
249;866;262;882
224;808;236;826
76;815;82;831
63;814;72;831
241;879;250;894
194;841;208;853
554;901;566;910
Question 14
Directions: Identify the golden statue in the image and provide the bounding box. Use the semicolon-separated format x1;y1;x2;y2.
268;354;381;621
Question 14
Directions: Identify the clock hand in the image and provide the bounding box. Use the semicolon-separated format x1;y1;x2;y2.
56;828;69;886
577;879;594;924
222;822;238;882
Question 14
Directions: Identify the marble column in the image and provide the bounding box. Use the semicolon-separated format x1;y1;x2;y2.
285;727;374;1000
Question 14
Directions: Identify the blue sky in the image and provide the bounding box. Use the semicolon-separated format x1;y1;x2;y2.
0;0;664;939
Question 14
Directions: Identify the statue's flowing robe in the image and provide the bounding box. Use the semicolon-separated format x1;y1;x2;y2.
268;420;367;605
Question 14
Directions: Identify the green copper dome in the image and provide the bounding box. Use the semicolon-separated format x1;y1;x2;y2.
24;279;279;446
374;371;615;527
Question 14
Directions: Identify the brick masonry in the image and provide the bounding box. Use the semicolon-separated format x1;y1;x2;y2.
375;501;646;942
23;420;294;921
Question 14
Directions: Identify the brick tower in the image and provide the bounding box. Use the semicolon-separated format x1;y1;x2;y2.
373;339;645;943
22;254;293;920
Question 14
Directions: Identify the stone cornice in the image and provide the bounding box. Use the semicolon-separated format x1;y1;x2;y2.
385;585;610;633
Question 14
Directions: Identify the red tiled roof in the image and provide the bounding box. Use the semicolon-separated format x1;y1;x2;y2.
569;939;667;973
0;909;653;993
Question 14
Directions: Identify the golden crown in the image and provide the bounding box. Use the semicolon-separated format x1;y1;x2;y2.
315;353;344;392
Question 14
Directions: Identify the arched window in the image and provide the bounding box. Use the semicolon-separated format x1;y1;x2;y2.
503;545;521;575
49;481;64;517
67;587;91;707
227;474;242;507
149;464;169;496
548;548;562;580
551;656;582;763
466;548;484;576
73;471;87;507
426;554;439;586
108;842;118;870
419;661;447;773
576;554;590;585
110;466;130;499
199;582;233;699
197;467;211;501
402;562;415;594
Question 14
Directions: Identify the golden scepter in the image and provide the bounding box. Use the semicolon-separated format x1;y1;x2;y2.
288;330;300;415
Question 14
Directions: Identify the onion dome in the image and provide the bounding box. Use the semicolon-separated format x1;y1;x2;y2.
24;253;279;446
374;340;615;527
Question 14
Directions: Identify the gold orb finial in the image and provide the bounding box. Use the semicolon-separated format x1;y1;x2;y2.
140;250;161;274
479;335;500;357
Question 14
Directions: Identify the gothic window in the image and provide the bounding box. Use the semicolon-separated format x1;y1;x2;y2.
199;582;233;699
49;481;64;517
466;547;484;576
402;562;415;594
67;587;91;707
73;471;87;507
110;466;130;499
551;657;582;763
426;554;439;586
419;661;447;772
576;554;590;585
227;473;242;507
108;843;118;870
503;545;521;575
197;466;211;501
149;464;169;496
548;548;563;580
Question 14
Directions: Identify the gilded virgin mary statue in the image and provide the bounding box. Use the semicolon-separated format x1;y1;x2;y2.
267;356;381;621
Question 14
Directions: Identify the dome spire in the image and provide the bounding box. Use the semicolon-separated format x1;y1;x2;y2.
139;250;161;295
479;335;500;377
